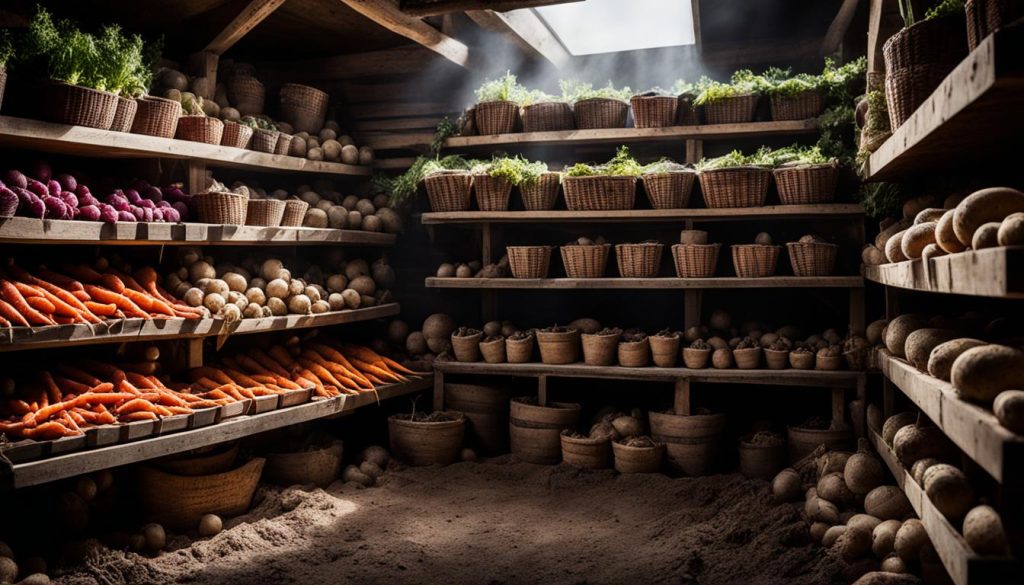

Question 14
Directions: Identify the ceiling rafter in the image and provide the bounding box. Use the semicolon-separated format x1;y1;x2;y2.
337;0;471;68
204;0;288;55
399;0;582;18
465;8;571;68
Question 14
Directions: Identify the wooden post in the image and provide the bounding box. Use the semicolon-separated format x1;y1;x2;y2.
186;161;208;195
831;388;846;428
849;287;865;335
187;338;204;369
674;378;691;415
684;290;701;330
481;222;497;322
433;369;445;411
538;374;548;406
186;52;219;101
685;139;703;164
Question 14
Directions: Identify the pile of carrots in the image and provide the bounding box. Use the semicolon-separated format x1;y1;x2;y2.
0;260;204;327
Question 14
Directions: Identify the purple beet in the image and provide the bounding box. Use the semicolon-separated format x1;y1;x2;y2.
141;207;154;222
117;210;137;222
78;205;101;221
132;207;145;221
125;189;143;205
99;204;119;223
0;186;18;217
44;197;68;219
162;206;181;223
47;179;62;197
31;161;52;182
16;188;46;218
75;184;91;198
4;170;28;190
151;208;164;222
26;179;49;199
172;201;189;222
142;185;162;202
79;192;100;207
57;174;78;193
137;198;155;210
60;192;79;209
156;200;171;209
106;193;131;212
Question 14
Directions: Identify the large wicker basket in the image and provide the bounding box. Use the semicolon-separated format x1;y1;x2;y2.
194;191;248;225
275;132;293;155
731;244;781;278
110;96;138;133
424;171;473;212
630;95;678;128
769;90;823;121
562;176;636;211
176;116;224;145
966;0;1024;50
472;174;512;211
703;94;758;124
561;244;610;278
574;98;628;129
131;96;181;138
279;83;328;134
641;171;696;209
228;74;265;116
698;167;772;208
883;15;967;128
521;102;574;132
520;172;561;210
773;163;838;205
507;246;553;279
245;198;286;227
536;328;580;364
250;128;279;153
581;329;620;366
786;242;838;277
281;199;309;227
475;100;519;135
221;120;253;149
138;458;264;531
43;83;118;129
885;63;960;129
615;242;663;278
672;243;720;278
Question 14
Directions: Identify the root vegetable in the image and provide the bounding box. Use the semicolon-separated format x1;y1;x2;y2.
243;303;262;318
266;297;287;316
304;208;328;228
198;514;223;537
711;348;734;368
884;314;928;358
904;329;958;371
360;460;384;478
245;287;267;306
935;209;965;254
872;520;901;558
363;215;382;232
952;187;1024;246
882;412;916;447
950;345;1024;403
0;557;17;583
307;147;324;161
142;523;166;551
327;206;348;229
876;218;912;251
806;497;840;524
771;468;802;502
345;259;370;279
322;140;342;162
893;424;950;467
817;472;854;505
994;390;1024;433
914;208;945;224
862;245;886;266
311;300;329;314
189;260;215;283
611;416;642;437
341;145;358;165
406;331;427;354
349;275;376;296
810;522;830;544
836;525;873;561
342;464;373;486
823;525;845;548
327;274;349;293
997;212;1024;246
846;451;885;495
287;295;312;314
266;279;289;299
963;505;1009;556
361;446;390;468
359;146;374;165
204;293;226;312
884;230;908;263
866;319;888;346
880;555;907;574
304;286;322;303
894;519;927;562
972;221;1001;249
76;476;98;501
817;450;852;477
922;464;974;521
900;222;936;259
865;486;912;520
203;279;229;296
927;338;986;382
19;574;51;585
327;293;345;311
377;207;401;233
341;289;361;309
183;287;204;307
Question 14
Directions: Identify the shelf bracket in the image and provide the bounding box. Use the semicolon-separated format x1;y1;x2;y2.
538;374;548;406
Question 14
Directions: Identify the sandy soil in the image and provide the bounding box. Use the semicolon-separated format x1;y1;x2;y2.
57;459;851;585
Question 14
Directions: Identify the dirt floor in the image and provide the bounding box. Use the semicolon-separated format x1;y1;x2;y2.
56;458;855;585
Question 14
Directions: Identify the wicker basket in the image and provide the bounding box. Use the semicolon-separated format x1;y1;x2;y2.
574;98;629;129
452;330;483;362
967;0;1024;50
176;116;224;145
275;132;294;155
245;198;286;227
816;354;844;371
220;120;253;149
630;95;678;128
424;171;473;212
279;83;328;134
281;199;309;227
507;246;552;279
769;90;824;121
731;244;781;278
264;443;341;488
650;334;680;367
562;176;636;211
131;96;181;138
676;94;700;125
250;128;279;153
561;430;611;469
156;443;240;476
473;174;512;211
773;163;839;205
138;458;264;531
765;349;789;370
612;440;664;474
479;337;507;364
703;94;758;124
475;100;519;135
110;96;138;132
194;191;248;225
560;244;610;278
520;172;561;210
786;242;839;277
228;74;265;116
734;347;762;369
43;83;118;129
581;329;620;366
521;102;574;132
642;171;696;209
616;242;663;278
671;243;719;278
506;333;535;363
883;15;967;128
682;347;711;369
536;328;580;364
885;63;960;129
698;167;772;208
618;337;650;367
790;351;814;370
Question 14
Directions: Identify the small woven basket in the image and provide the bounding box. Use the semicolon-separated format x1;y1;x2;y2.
279;83;328;134
816;354;844;371
43;83;118;129
245;198;286;227
790;351;815;370
228;74;265;116
194;191;248;225
479;337;507;364
110;96;138;132
703;94;758;124
506;334;535;363
281;199;309;227
520;172;561;210
618;338;650;367
698;167;772;208
765;349;790;370
275;132;294;155
176;116;224;145
138;458;264;531
650;334;680;367
769;90;823;121
521;102;574;132
424;171;473;212
615;242;664;278
676;94;700;125
472;174;512;211
536;328;580;364
475;100;519;135
452;331;483;362
574;98;629;129
682;347;711;369
786;242;839;277
131;96;181;138
250;128;279;153
671;243;719;278
731;244;781;278
562;176;636;211
641;171;696;209
630;95;678;128
220;120;253;149
507;246;553;279
582;330;620;366
773;163;838;205
561;244;610;278
734;347;762;369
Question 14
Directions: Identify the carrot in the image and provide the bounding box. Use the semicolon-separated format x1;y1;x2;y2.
297;358;346;390
300;351;363;390
74;359;123;380
0;280;55;325
83;285;150;319
0;298;30;326
298;369;327;396
239;352;291;379
116;398;160;415
56;364;104;387
53;376;92;396
72;391;134;406
72;291;91;303
348;357;403;383
7;400;32;416
268;346;301;371
380;355;425;376
120;411;158;421
10;281;43;298
6;264;99;321
26;296;56;315
252;348;296;377
61;264;104;284
189;367;236;387
24;421;77;439
309;343;372;386
192;377;222;392
29;285;90;321
0;314;9;327
84;301;117;317
30;400;73;424
222;368;261;388
122;288;175;316
40;372;64;404
73;407;115;425
37;268;85;291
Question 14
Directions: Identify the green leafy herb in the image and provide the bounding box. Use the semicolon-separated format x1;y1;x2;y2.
695;147;778;171
559;79;632;103
925;0;964;21
431;117;459;155
473;155;549;186
474;71;530;104
670;79;695;96
564;146;643;177
857;182;903;218
768;144;834;166
642;158;690;174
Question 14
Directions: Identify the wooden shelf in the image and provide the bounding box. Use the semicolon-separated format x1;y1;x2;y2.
864;247;1024;299
0;376;433;489
0;303;401;352
877;350;1024;484
421;204;864;225
868;428;1020;585
864;23;1024;181
0;115;370;177
426;276;863;289
0;216;396;246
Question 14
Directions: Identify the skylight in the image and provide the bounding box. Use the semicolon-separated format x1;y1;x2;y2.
535;0;696;56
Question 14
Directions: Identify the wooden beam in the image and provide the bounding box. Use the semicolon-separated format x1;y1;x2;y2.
691;0;702;51
701;37;824;67
400;0;582;17
868;0;901;71
265;45;450;81
821;0;862;58
204;0;287;54
465;8;571;68
338;0;471;68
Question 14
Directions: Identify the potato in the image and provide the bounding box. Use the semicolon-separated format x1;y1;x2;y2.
810;522;830;544
805;497;840;524
894;519;927;562
872;520;901;558
0;557;17;584
934;209;965;254
189;260;216;283
771;468;802;502
903;194;939;219
921;242;946;264
951;345;1024;403
287;294;312;314
884;230;908;262
893;424;951;467
203;293;226;312
822;525;846;548
914;208;945;224
910;458;940;486
341;288;361;309
846;452;885;495
341;144;359;165
883;314;928;358
848;514;883;534
349;275;376;296
880;555;908;574
970;221;1001;250
926;338;986;382
358;146;374;165
303;208;329;228
342;464;373;486
322;139;342;162
875;218;912;251
818;472;855;505
997;212;1024;246
993;390;1024;434
963;505;1009;556
711;348;734;368
862;244;886;266
864;485;912;520
836;525;873;561
290;136;307;157
222;272;247;293
899;221;936;259
952;187;1024;246
922;463;974;521
376;207;402;233
347;210;363;230
198;514;223;537
903;328;958;371
266;297;287;316
363;215;382;232
355;198;376;216
142;523;166;551
307;147;324;161
817;450;852;477
287;278;305;297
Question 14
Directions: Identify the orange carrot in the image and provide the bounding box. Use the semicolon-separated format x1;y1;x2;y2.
380;355;424;376
25;421;77;439
347;357;403;383
268;346;301;371
0;280;55;325
116;398;159;415
308;343;372;386
37;268;85;291
0;314;9;327
253;348;296;377
72;391;134;406
298;368;327;395
297;358;346;389
193;377;222;392
40;372;64;404
61;264;104;284
83;285;150;319
122;288;175;316
56;364;104;387
6;264;99;321
53;376;92;396
0;298;30;326
85;301;117;317
10;281;43;298
120;411;158;421
26;295;56;315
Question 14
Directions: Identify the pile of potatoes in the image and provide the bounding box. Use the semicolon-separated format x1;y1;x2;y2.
288;123;375;167
435;255;510;278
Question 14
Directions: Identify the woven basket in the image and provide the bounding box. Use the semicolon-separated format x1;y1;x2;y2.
630;95;678;128
676;94;700;125
698;167;772;208
228;75;265;116
682;347;711;369
250;128;279;153
157;443;240;476
275;133;294;155
562;176;636;211
790;351;815;370
452;330;483;362
131;96;181;138
479;337;507;364
967;0;1024;50
618;338;650;367
672;243;719;278
883;15;967;128
279;83;328;134
650;334;680;367
221;120;253;149
424;171;473;212
582;330;620;366
769;90;823;121
885;63;959;129
507;246;552;279
765;349;790;370
731;244;781;278
195;191;248;225
264;443;341;488
560;243;610;278
138;458;264;531
703;94;758;124
536;328;580;364
281;199;309;227
615;242;664;278
521;102;574;132
506;334;535;363
816;354;844;371
642;172;696;209
773;163;838;205
734;347;762;369
574;98;629;129
787;242;839;277
176;116;224;145
473;174;512;211
43;83;118;129
110;96;138;132
520;172;561;210
245;198;286;227
475;100;519;135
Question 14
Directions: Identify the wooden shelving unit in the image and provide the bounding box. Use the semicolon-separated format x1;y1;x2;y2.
421;204;865;225
864;247;1024;299
426;276;863;289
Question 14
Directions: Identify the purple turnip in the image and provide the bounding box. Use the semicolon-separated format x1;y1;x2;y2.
78;205;101;221
151;208;164;222
137;198;155;210
118;210;137;222
16;188;46;219
163;206;181;223
31;161;52;182
156;200;171;209
44;197;68;219
47;179;62;197
57;174;78;193
142;207;154;222
106;193;131;212
4;170;27;190
26;179;48;199
60;192;78;209
143;185;162;202
0;186;18;217
132;207;145;221
99;204;119;223
75;184;91;198
171;201;189;222
79;193;100;207
125;189;142;205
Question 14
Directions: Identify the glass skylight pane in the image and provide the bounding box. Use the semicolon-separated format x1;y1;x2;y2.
536;0;695;56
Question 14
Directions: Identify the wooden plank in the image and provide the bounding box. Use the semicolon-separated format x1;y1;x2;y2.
877;350;1024;484
867;0;900;72
361;132;435;150
863;247;1024;299
350;101;456;119
426;277;864;289
355;117;443;131
271;45;447;81
338;0;471;68
674;379;691;415
821;0;862;58
204;0;287;55
465;8;570;68
422;204;865;224
0;116;370;177
400;0;582;17
374;157;419;170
